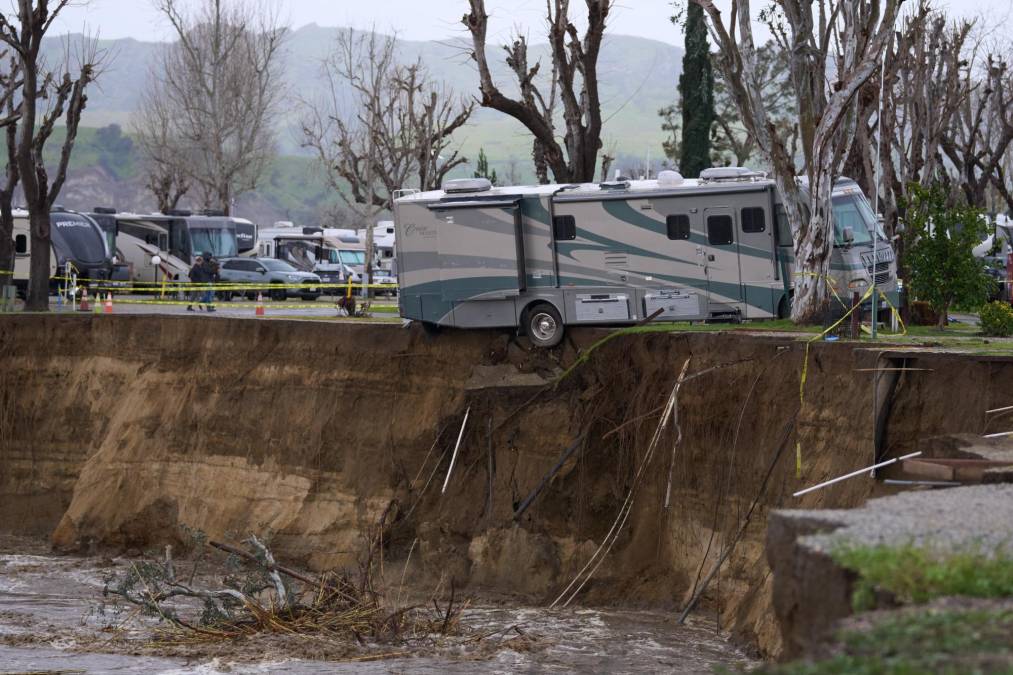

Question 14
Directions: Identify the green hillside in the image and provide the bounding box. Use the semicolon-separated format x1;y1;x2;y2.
39;24;685;225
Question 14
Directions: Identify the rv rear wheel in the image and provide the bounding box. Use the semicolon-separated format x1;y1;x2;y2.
524;303;564;348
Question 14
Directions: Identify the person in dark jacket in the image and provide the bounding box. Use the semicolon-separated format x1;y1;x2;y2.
202;252;219;312
187;255;207;312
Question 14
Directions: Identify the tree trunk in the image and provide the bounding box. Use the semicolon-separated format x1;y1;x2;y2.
936;300;949;330
791;170;835;323
25;210;50;311
0;203;13;278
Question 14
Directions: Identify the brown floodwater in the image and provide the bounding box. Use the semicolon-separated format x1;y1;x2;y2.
0;542;756;674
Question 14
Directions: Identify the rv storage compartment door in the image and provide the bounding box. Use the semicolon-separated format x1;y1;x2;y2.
644;289;705;321
431;199;524;301
575;293;630;322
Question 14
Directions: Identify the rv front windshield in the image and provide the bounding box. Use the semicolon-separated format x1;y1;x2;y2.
832;195;883;246
338;250;365;265
190;227;238;258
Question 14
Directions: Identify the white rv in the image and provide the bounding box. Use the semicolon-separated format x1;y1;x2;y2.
394;168;900;347
88;210;242;283
328;222;397;275
257;224;366;286
11;208;113;294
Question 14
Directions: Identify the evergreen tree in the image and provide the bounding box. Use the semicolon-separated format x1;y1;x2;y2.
473;148;499;185
677;4;715;178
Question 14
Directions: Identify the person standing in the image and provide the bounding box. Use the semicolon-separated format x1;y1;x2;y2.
187;255;207;312
203;252;219;313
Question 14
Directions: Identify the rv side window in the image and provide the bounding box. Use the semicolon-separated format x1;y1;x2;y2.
666;214;691;240
775;205;792;246
707;215;734;245
741;207;766;233
15;234;27;254
553;215;576;241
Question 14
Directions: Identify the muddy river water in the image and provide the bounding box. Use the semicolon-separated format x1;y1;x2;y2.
0;542;756;674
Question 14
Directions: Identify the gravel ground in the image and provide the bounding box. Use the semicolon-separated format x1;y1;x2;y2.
783;484;1013;556
39;294;403;323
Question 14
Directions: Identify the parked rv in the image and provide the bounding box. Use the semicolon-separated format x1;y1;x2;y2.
257;224;369;287
11;208;113;295
328;222;397;275
394;168;899;347
87;209;241;284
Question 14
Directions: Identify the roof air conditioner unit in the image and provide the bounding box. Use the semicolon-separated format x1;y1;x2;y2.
657;170;685;187
443;178;492;194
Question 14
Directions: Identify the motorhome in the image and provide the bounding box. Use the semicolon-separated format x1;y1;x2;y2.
256;224;367;285
11;208;113;294
329;222;397;275
393;168;900;347
88;210;241;283
89;211;187;283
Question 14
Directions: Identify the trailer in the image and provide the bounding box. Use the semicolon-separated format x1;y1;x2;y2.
394;167;899;347
11;208;113;295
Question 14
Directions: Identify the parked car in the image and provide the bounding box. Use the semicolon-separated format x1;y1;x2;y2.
219;257;321;301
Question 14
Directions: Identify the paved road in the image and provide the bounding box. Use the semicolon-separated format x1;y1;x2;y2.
40;294;403;323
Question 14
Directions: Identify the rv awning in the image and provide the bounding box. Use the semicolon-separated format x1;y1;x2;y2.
428;197;522;211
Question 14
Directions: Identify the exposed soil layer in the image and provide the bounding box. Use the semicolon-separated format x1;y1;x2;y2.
1;315;1009;657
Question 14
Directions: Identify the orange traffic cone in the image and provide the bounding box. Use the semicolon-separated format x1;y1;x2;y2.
255;292;265;317
78;287;90;312
103;292;113;314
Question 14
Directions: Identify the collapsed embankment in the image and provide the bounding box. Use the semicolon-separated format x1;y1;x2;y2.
1;315;1008;657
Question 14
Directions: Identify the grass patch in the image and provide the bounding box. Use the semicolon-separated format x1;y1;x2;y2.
755;607;1013;675
263;315;403;323
831;544;1013;612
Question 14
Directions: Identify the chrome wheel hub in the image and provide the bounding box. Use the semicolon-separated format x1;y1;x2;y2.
532;312;557;341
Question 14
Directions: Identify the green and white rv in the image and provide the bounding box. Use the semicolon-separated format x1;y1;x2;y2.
393;167;898;347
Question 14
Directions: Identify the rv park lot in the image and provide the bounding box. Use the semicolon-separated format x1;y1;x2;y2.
17;295;1013;355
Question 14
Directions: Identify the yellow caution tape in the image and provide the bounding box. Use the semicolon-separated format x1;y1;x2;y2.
794;277;891;478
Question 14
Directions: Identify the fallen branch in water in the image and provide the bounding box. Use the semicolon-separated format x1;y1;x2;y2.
103;532;468;646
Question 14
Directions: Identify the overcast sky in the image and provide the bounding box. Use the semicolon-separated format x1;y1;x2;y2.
44;0;1013;45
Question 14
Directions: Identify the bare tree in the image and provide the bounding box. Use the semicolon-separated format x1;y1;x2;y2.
695;0;902;323
149;0;285;214
0;50;22;282
875;7;972;234
659;41;797;169
300;28;473;289
462;0;613;184
941;52;1013;212
0;2;100;310
133;84;190;213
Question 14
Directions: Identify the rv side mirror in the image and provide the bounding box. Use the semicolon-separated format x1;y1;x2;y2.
256;266;266;274
842;227;854;244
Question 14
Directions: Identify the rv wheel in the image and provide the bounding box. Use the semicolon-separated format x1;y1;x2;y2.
524;303;564;348
777;294;792;320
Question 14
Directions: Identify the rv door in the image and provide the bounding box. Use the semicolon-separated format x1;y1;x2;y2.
430;200;525;301
703;207;743;305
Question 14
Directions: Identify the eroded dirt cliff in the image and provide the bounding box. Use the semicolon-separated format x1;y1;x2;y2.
1;316;1006;656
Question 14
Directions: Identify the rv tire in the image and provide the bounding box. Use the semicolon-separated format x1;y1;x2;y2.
420;321;441;336
777;294;792;320
524;302;564;348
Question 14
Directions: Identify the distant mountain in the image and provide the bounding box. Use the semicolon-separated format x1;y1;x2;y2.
40;25;685;224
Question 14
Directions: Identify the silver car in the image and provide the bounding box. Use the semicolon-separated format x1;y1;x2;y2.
219;257;322;301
